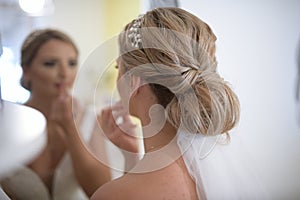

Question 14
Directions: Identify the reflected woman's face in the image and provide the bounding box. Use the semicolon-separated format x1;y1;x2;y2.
25;39;78;97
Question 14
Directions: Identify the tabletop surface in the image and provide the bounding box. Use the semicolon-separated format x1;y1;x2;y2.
0;100;46;178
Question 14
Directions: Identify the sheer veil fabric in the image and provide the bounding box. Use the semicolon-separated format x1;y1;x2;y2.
177;130;270;199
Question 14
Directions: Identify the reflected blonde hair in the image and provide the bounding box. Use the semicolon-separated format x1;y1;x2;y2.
119;8;240;137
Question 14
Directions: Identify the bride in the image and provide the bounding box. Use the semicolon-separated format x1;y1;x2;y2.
53;7;270;199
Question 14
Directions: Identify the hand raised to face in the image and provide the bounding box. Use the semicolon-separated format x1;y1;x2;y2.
50;89;84;135
98;102;140;154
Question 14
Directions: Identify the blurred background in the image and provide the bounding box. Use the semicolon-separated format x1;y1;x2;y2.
1;0;300;198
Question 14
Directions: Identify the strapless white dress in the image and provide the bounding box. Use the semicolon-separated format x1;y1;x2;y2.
1;106;98;200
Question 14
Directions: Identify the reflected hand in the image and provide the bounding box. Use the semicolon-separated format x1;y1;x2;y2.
50;91;84;135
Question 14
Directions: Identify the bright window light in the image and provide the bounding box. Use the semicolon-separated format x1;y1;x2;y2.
0;47;30;103
19;0;46;14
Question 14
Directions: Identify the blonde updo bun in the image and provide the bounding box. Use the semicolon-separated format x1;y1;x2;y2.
119;8;240;137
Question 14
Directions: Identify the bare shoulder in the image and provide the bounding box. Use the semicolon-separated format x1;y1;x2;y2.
90;176;127;200
91;158;198;200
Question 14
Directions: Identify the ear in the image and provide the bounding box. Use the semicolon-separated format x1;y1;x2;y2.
22;65;30;76
130;75;141;97
20;65;32;90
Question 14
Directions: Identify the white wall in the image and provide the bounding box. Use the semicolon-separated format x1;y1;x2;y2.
180;0;300;198
45;0;106;66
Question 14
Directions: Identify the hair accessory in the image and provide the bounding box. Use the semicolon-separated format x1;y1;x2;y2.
128;15;143;48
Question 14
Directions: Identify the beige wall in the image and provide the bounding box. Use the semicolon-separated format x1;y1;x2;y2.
102;0;140;39
48;0;140;65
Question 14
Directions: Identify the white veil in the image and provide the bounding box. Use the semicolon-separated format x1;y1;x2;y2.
177;130;270;199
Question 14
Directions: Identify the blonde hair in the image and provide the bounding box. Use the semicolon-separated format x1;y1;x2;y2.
119;8;240;137
20;28;78;90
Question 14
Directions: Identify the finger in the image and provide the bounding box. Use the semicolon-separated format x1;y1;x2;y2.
102;108;113;125
50;99;60;120
99;108;116;133
59;86;69;97
111;101;123;111
72;97;84;122
58;95;71;118
119;123;138;137
51;94;73;124
98;109;107;127
111;103;128;117
107;108;117;127
122;114;133;123
112;109;127;121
